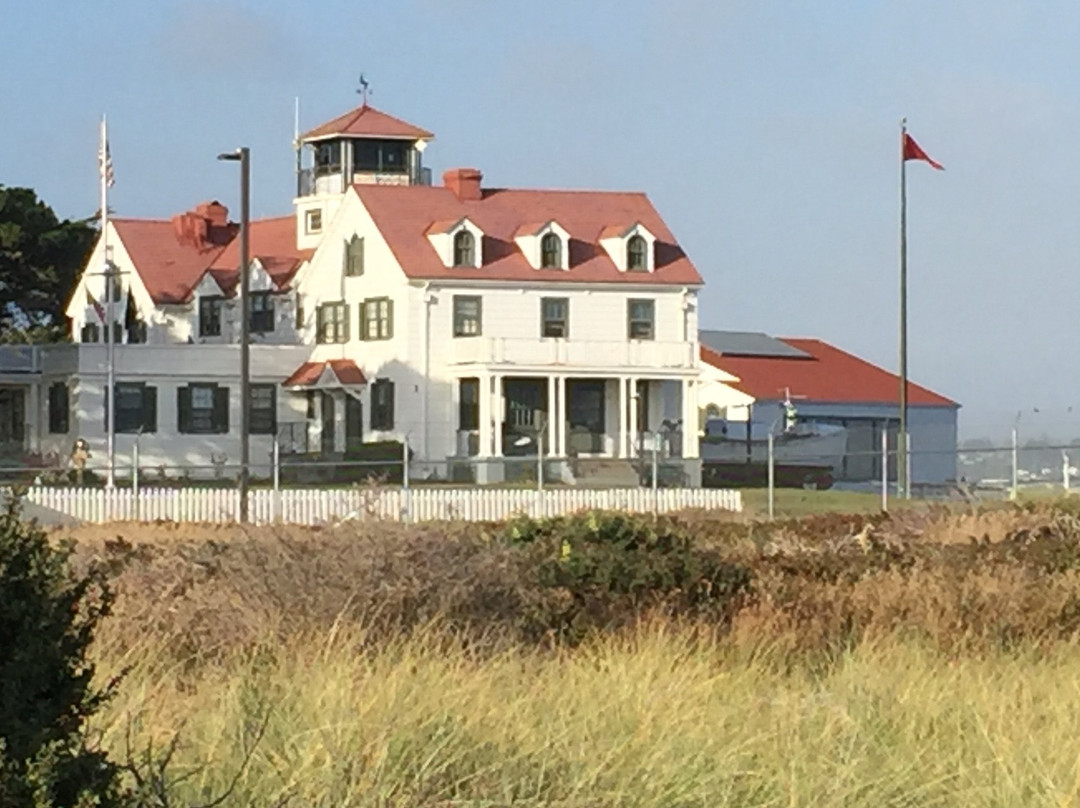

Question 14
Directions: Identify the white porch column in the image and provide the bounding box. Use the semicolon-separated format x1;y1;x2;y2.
617;377;628;458
547;375;557;454
682;378;698;458
478;374;492;457
557;376;567;456
493;374;504;457
27;382;41;454
628;376;640;458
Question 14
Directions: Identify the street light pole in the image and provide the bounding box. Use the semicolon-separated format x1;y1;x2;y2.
218;147;251;522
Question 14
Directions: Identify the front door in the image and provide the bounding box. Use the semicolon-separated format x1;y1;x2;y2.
345;394;363;453
320;392;336;455
566;379;605;455
0;387;26;458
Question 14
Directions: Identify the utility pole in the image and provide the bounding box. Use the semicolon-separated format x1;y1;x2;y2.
218;147;251;521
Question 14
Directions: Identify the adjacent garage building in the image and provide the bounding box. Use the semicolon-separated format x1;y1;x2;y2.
698;331;959;488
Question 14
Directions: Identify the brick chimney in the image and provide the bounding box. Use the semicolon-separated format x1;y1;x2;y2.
171;201;234;250
443;168;483;202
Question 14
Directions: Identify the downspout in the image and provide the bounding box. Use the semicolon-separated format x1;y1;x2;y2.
422;283;433;460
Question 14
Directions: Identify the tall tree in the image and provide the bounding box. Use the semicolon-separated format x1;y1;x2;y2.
0;186;96;343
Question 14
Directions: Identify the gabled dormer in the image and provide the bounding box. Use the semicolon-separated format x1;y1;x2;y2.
426;217;484;269
600;222;657;273
515;220;570;270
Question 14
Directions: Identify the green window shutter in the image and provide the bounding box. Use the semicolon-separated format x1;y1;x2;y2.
213;386;230;434
387;380;395;429
143;386;157;434
341;304;350;342
178;386;191;433
358;301;368;342
386;299;394;339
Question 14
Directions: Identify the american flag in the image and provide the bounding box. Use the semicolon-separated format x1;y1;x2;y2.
99;117;115;188
86;288;106;321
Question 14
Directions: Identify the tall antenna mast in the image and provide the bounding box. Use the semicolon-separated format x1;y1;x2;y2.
294;96;302;196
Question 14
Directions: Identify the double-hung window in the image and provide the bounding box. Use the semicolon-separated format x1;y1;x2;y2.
453;295;482;337
541;297;569;338
361;297;393;340
627;299;655;340
316;302;349;343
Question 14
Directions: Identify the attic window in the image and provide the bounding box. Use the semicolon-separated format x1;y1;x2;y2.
627;235;648;271
453;231;475;267
305;209;323;234
540;233;562;269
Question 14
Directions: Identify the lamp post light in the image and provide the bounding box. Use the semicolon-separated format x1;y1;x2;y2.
218;147;251;522
513;417;546;493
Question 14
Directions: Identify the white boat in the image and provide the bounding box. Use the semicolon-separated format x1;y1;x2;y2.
701;419;848;469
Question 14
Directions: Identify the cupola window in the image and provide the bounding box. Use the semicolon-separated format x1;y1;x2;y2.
627;235;649;271
540;233;562;269
453;231;476;267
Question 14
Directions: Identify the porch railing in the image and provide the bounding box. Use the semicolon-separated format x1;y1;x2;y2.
451;338;696;370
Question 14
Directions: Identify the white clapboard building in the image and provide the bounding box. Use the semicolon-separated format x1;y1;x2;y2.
2;102;706;484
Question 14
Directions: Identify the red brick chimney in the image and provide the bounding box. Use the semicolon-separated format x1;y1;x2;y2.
171;201;234;250
443;168;483;202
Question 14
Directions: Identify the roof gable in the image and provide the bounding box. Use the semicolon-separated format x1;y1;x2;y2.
355;185;703;286
300;104;434;142
111;214;310;304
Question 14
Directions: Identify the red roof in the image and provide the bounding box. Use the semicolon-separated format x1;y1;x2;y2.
282;359;366;388
113;213;310;304
300;104;434;141
112;218;227;304
700;339;956;407
356;185;703;286
211;217;313;291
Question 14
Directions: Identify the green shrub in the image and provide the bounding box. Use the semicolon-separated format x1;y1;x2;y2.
505;510;753;643
0;500;132;807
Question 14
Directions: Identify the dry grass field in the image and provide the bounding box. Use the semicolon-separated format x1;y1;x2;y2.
43;500;1080;806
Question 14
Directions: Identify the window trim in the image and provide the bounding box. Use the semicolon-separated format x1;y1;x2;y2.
106;382;157;435
178;382;229;435
249;383;277;435
316;301;349;344
627;234;649;271
250;291;275;333
540;232;562;269
305;208;323;234
371;378;395;431
627;298;656;341
453;295;482;338
198;295;224;338
453;230;476;267
541;297;569;338
360;297;394;341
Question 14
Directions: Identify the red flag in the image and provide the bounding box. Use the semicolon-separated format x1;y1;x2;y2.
903;133;944;170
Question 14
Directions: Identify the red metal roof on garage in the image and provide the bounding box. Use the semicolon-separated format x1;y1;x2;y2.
700;338;956;407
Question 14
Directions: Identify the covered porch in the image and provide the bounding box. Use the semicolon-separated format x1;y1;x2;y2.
453;372;700;484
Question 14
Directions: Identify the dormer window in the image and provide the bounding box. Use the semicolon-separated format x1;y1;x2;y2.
427;217;482;268
600;223;657;272
453;231;475;267
627;235;648;271
541;233;562;269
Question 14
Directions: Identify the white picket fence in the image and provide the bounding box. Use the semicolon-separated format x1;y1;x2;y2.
18;485;741;525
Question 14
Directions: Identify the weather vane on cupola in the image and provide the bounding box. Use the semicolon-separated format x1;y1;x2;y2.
357;74;372;107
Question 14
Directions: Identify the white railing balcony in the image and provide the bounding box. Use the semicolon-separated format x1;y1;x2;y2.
451;338;697;371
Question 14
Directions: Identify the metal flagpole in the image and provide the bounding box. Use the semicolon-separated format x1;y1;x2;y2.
898;117;909;500
101;115;116;488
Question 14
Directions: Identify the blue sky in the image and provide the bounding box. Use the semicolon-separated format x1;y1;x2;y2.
3;0;1079;439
